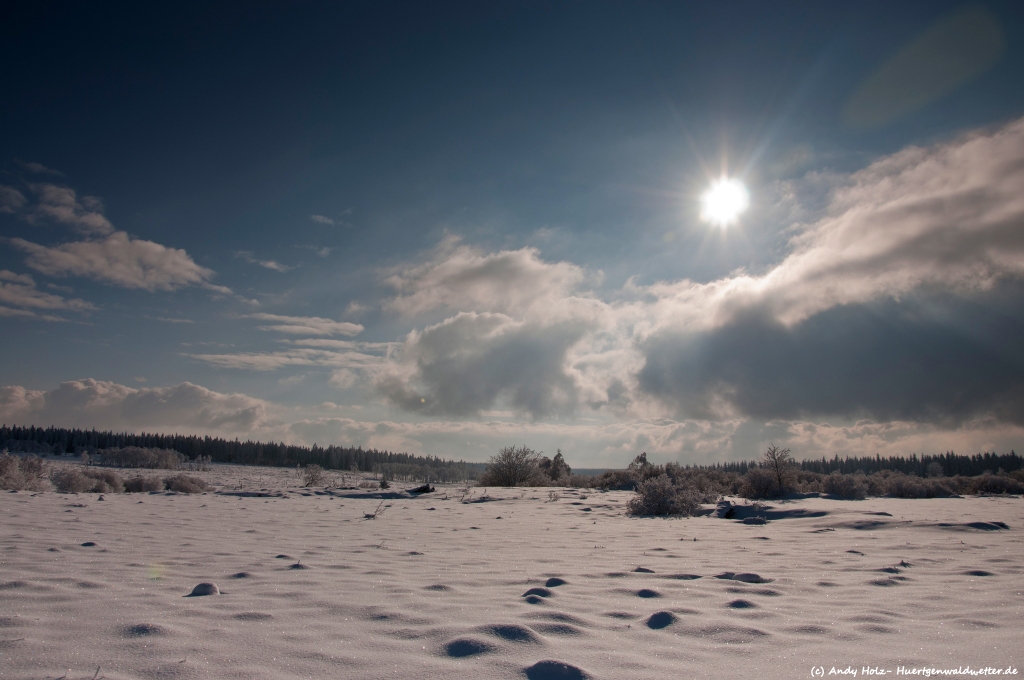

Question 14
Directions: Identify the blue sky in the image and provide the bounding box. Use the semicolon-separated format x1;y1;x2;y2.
2;1;1023;466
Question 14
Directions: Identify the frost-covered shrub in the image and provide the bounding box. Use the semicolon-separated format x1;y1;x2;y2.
303;464;326;487
626;476;701;516
822;472;867;500
124;476;165;492
163;474;209;494
51;467;124;493
964;474;1023;495
51;469;94;493
883;473;954;498
740;467;780;499
0;453;49;491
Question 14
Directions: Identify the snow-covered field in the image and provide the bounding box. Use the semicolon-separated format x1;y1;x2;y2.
1;463;1021;679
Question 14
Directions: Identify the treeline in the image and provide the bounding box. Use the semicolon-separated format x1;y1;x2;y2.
0;424;478;482
669;451;1021;478
796;451;1021;477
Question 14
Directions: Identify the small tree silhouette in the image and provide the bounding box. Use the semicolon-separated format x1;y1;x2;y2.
628;452;650;471
762;444;793;492
538;449;572;482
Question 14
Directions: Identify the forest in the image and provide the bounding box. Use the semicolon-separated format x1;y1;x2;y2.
0;424;481;482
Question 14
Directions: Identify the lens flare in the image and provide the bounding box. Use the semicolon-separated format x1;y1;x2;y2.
700;177;749;226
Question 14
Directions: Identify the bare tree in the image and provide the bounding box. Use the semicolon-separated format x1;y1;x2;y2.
479;445;542;486
762;444;794;492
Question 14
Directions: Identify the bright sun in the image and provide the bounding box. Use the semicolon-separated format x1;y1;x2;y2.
700;177;749;226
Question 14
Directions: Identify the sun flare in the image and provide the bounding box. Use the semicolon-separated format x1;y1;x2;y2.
700;177;749;226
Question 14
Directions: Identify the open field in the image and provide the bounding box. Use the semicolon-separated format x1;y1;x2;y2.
1;463;1022;679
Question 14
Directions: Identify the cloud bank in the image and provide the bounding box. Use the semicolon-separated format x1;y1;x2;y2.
0;379;270;433
372;117;1024;430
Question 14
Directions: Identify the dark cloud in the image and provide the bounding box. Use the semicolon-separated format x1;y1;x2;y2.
638;285;1024;425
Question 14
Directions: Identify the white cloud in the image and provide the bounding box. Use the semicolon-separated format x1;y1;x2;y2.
11;231;220;292
0;269;94;320
235;250;292;272
384;236;594;317
0;185;27;214
245;313;363;336
0;379;271;433
5;181;228;294
27;184;113;235
310;214;335;225
186;339;391;385
19;161;64;175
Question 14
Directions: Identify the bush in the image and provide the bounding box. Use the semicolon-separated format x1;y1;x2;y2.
189;455;212;471
51;468;95;493
163;474;209;494
303;464;326;487
884;473;954;498
0;453;50;491
51;467;124;493
664;464;736;500
822;472;867;500
593;469;639;490
965;473;1024;495
565;473;598;488
626;476;701;516
479;445;547;487
86;468;124;493
790;469;825;493
740;467;780;499
124;476;165;493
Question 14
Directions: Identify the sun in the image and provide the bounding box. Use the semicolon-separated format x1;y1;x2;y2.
700;177;749;226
